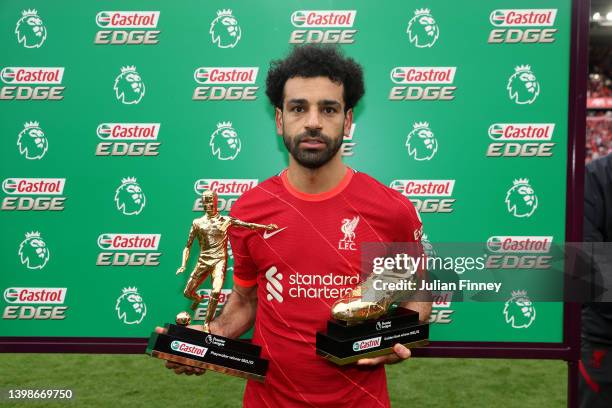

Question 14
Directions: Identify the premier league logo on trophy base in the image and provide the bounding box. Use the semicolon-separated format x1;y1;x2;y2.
146;189;277;381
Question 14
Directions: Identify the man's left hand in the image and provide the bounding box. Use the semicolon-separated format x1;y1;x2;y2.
356;343;411;366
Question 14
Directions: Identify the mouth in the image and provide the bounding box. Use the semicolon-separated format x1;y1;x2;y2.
299;137;326;149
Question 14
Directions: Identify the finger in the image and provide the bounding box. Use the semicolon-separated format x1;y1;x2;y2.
184;369;194;376
357;354;398;366
194;368;206;375
174;366;186;375
165;361;180;369
155;326;168;334
187;324;205;331
393;344;411;360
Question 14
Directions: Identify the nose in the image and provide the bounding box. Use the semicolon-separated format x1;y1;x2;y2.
305;110;322;131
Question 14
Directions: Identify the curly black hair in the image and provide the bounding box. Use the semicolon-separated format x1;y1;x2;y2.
265;45;365;112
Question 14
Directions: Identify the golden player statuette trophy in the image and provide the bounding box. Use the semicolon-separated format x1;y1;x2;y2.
147;189;276;381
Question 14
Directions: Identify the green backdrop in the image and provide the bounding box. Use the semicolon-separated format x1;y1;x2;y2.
0;0;569;344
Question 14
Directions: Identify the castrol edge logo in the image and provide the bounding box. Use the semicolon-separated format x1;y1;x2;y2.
193;67;258;101
487;123;555;157
1;67;65;100
96;233;161;266
390;180;455;213
94;11;160;45
389;67;457;101
3;287;68;320
95;123;161;157
2;178;66;211
289;10;357;44
488;9;557;44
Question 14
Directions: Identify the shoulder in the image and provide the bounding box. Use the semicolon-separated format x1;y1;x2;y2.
352;171;420;219
230;174;283;217
587;154;612;181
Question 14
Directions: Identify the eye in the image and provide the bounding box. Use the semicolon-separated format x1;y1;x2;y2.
322;107;337;114
291;106;305;113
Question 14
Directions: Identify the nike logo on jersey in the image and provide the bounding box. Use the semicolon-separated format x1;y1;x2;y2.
263;227;287;239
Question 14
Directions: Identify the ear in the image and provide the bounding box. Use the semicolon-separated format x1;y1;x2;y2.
275;107;283;136
343;108;353;138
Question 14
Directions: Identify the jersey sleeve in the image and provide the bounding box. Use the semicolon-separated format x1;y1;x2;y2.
392;194;423;243
391;193;427;282
228;207;258;287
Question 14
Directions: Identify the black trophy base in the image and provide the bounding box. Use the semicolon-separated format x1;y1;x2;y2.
316;307;429;365
146;323;268;382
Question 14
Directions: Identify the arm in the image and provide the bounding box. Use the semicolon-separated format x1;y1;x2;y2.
209;283;258;339
230;217;277;231
176;224;196;275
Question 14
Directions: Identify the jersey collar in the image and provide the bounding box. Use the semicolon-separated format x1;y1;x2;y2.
280;166;354;202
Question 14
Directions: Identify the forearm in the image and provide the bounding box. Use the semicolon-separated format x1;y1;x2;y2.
180;247;190;267
231;217;269;230
209;285;257;339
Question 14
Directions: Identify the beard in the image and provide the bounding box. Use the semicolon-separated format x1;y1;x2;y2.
282;128;344;169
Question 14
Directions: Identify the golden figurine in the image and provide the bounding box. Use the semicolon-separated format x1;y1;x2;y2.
176;189;276;332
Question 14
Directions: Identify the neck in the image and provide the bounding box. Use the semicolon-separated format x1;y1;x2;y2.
286;154;347;194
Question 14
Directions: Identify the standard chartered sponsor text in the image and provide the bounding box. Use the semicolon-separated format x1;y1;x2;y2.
288;272;359;299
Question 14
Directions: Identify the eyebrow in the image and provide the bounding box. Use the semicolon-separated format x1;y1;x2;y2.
286;98;341;107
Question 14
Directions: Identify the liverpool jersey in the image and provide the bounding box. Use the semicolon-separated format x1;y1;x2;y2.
228;167;422;408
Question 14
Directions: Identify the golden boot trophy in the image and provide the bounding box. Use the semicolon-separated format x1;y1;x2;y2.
316;243;430;365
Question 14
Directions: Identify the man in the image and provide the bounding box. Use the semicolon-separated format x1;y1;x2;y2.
158;45;431;407
581;153;612;407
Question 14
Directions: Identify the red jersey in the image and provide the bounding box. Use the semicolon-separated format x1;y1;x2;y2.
228;167;422;408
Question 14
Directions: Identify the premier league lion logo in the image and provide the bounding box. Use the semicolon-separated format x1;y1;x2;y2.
114;177;146;215
406;122;438;161
407;8;439;48
15;9;47;48
209;9;242;48
115;287;147;325
17;121;48;160
210;122;241;160
507;65;540;105
505;178;538;218
503;290;536;329
113;66;146;105
18;231;50;270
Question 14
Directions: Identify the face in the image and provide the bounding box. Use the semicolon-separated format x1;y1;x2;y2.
276;76;353;169
202;193;218;216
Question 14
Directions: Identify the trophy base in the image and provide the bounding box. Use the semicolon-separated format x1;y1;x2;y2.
316;307;429;366
146;324;268;382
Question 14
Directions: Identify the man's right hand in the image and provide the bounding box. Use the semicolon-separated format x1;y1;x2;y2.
176;266;186;275
154;326;206;376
